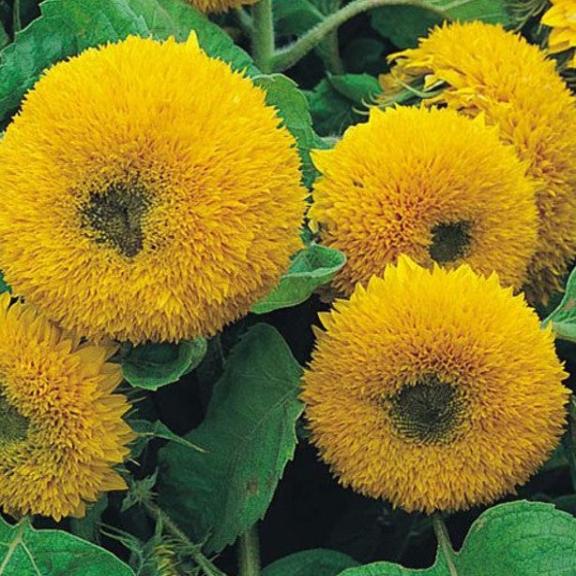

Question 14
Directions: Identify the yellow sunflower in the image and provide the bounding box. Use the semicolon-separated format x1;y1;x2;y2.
0;34;305;344
302;258;568;513
0;294;134;520
381;21;576;305
542;0;576;66
309;106;537;295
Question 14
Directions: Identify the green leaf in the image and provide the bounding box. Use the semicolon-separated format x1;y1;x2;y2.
254;73;324;187
263;549;359;576
372;1;512;49
0;271;10;294
69;495;109;544
252;244;346;314
543;265;576;342
129;418;205;457
0;0;255;127
122;338;207;391
342;501;576;575
0;517;134;576
273;0;323;37
307;74;379;136
158;324;303;553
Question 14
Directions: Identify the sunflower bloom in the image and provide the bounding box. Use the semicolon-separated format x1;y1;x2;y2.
542;0;576;66
381;22;576;304
309;106;537;295
0;35;305;344
189;0;257;11
0;294;134;520
302;258;568;513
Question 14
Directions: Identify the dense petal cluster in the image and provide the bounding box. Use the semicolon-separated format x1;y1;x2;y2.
0;295;134;520
309;106;537;295
382;22;576;304
302;258;569;513
188;0;257;12
0;35;305;343
542;0;576;66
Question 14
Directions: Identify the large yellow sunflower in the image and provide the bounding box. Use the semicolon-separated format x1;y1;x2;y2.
0;294;134;520
381;22;576;304
0;34;305;344
302;258;568;513
309;106;537;295
189;0;257;11
542;0;576;66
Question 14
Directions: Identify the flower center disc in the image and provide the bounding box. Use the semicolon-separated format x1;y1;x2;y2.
81;183;151;258
389;376;465;444
429;221;472;264
0;394;29;448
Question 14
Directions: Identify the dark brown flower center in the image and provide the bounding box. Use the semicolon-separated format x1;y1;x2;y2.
80;182;151;258
429;221;472;264
389;375;465;444
0;394;29;448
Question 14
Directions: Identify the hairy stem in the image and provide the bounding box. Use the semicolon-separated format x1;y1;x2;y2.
144;502;227;576
251;0;275;73
432;514;458;576
271;0;445;72
238;525;261;576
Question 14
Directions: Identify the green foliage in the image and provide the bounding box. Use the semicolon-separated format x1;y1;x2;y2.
308;73;380;136
372;0;513;49
263;549;359;576
544;266;576;342
0;517;134;575
254;73;326;187
252;244;346;314
122;339;207;391
157;324;303;553
69;496;109;544
342;501;576;575
129;419;205;457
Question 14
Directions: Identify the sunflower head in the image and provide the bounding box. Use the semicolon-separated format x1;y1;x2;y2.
0;294;134;520
309;106;538;295
188;0;257;12
380;21;576;305
542;0;576;66
0;34;305;344
302;258;569;513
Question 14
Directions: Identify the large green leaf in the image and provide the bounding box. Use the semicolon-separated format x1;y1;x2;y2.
158;324;303;553
0;517;134;575
342;501;576;575
0;0;255;126
122;338;207;391
372;0;512;49
543;266;576;342
252;244;346;314
254;73;326;187
263;549;359;576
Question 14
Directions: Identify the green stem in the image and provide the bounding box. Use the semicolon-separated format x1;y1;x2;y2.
251;0;275;73
271;0;446;72
238;525;261;576
12;0;21;34
432;514;458;576
143;502;227;576
234;7;253;37
321;31;345;74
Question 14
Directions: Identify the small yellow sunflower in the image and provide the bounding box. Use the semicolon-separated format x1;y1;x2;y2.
302;258;569;513
381;21;576;304
0;294;134;520
188;0;257;12
309;106;537;295
0;34;305;344
542;0;576;66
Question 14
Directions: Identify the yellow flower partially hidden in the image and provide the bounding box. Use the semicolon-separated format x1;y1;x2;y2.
310;106;537;295
381;22;576;305
188;0;257;12
542;0;576;66
302;258;568;513
0;294;134;520
0;35;305;344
